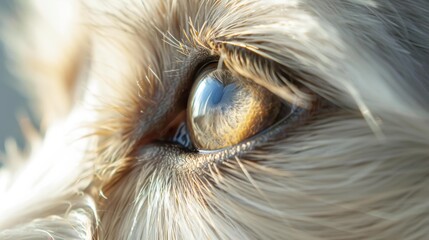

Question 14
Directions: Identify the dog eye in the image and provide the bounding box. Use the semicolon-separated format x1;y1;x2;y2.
186;63;291;150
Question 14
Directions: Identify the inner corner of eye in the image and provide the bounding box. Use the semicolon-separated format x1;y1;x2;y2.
162;62;297;152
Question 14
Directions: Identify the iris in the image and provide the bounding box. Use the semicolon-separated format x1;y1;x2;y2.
187;67;282;150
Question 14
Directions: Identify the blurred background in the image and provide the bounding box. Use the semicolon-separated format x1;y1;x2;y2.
0;0;30;154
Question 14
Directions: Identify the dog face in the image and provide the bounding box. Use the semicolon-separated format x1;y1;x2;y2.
1;0;429;239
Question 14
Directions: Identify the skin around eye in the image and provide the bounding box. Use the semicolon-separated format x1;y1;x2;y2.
187;68;282;150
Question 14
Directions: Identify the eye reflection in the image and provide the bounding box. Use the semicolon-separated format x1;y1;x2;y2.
191;76;238;119
187;68;283;150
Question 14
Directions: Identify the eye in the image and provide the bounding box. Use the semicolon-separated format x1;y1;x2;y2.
186;63;293;150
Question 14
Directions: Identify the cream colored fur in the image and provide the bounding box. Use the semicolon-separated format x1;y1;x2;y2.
1;0;429;239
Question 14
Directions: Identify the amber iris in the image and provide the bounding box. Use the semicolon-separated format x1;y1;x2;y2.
187;68;281;150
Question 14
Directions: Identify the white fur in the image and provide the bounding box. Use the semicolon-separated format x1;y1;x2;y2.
1;0;429;239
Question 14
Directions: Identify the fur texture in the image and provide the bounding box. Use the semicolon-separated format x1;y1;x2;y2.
1;0;429;239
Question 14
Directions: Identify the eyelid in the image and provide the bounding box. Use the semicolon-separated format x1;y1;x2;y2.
152;106;309;174
184;51;312;150
193;61;219;79
211;44;313;108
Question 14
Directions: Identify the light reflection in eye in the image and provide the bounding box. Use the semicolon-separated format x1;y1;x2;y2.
191;76;238;119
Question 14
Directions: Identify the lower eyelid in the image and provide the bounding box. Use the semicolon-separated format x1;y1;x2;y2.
145;106;309;174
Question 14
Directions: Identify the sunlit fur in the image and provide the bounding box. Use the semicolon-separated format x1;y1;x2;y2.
1;0;429;239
